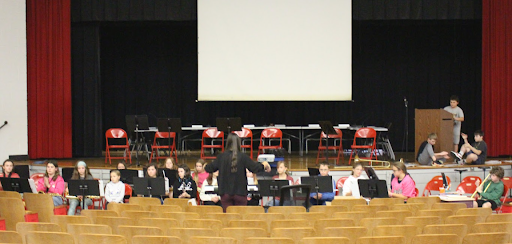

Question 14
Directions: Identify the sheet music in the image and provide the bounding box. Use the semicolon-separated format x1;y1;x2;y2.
28;179;37;193
98;180;105;196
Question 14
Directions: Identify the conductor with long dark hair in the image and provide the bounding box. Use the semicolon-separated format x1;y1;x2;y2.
205;133;271;211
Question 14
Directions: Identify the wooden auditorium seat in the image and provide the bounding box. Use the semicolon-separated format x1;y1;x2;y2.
314;218;355;234
189;236;237;244
375;210;413;223
220;227;267;243
147;205;182;213
333;211;370;225
271;227;316;244
67;224;113;243
132;235;182;244
0;197;38;231
136;217;180;229
359;218;399;233
300;237;351;244
167;227;217;243
78;233;127;244
0;230;22;243
308;205;348;213
118;225;164;244
152;212;199;225
182;219;223;232
205;213;242;227
16;222;62;244
127;197;161;211
322;227;369;243
267;206;306;217
228;220;268;235
94;216;133;234
422;224;467;239
356;236;405;244
411;234;460;244
330;198;367;211
226;206;265;214
373;225;420;244
25;231;74;244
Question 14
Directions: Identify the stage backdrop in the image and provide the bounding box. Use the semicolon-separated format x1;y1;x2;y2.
482;0;512;157
71;0;483;157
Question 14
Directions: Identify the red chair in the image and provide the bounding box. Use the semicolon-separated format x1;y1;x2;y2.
348;128;377;165
461;176;482;185
30;173;45;184
200;128;224;160
258;128;283;157
422;175;452;196
149;131;178;164
316;128;344;165
494;185;510;214
336;177;349;196
124;184;132;203
456;182;478;194
105;128;132;165
456;176;482;194
502;176;512;198
233;128;253;159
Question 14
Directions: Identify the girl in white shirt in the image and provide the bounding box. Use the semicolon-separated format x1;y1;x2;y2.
199;170;221;206
105;170;125;208
342;162;365;198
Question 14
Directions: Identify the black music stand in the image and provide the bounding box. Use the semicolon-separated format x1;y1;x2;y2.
358;179;388;199
364;167;379;180
68;180;100;210
61;168;74;182
258;179;290;206
126;115;150;166
216;117;242;134
133;177;166;197
159;169;177;187
119;169;139;185
319;121;337;165
0;178;35;193
13;165;30;179
301;176;333;205
308;168;320;176
157;118;182;160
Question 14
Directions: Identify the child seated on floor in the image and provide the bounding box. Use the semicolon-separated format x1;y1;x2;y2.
417;133;449;166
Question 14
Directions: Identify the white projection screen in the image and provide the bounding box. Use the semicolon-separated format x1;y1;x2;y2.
198;0;352;101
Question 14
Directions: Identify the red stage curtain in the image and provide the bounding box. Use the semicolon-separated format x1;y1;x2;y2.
482;0;512;157
27;0;72;159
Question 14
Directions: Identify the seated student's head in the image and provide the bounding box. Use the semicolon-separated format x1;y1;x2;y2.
319;162;330;176
145;163;158;178
195;159;206;174
2;159;14;176
474;130;484;142
392;161;408;178
276;161;289;176
207;170;219;185
164;157;176;170
72;161;91;179
45;160;60;180
117;161;127;170
177;164;191;180
489;166;504;183
110;170;121;183
427;133;437;145
449;95;460;108
351;162;363;178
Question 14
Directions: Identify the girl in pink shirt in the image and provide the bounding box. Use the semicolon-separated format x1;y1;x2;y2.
36;160;65;206
192;159;209;190
389;161;417;199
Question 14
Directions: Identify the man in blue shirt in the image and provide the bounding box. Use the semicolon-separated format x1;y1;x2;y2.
309;161;335;205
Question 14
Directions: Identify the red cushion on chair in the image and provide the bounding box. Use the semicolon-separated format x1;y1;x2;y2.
53;205;67;215
24;212;39;222
0;218;6;230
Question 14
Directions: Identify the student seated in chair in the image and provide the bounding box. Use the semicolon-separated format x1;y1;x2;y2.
309;162;335;205
473;166;504;210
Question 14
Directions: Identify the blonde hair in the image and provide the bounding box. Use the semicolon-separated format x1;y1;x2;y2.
428;133;437;140
393;161;408;175
276;161;289;176
193;159;207;182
